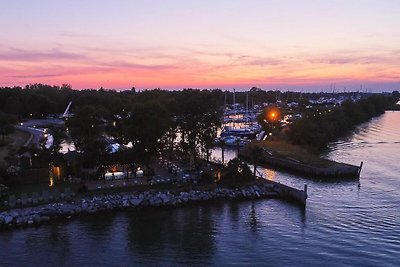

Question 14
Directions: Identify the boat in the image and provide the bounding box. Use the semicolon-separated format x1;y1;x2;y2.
215;136;251;147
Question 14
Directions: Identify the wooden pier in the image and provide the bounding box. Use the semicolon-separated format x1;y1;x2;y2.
259;178;308;207
251;153;362;179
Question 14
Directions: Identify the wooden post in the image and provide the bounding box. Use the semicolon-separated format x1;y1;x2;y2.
303;184;308;206
358;161;363;177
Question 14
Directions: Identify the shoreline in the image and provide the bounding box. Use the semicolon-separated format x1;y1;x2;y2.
255;154;361;178
242;142;361;179
0;181;290;231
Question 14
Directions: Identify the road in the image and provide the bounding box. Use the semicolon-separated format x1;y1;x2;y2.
16;118;62;148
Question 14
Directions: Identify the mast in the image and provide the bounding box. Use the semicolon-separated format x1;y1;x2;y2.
246;93;249;114
233;88;236;106
224;91;227;109
62;101;72;118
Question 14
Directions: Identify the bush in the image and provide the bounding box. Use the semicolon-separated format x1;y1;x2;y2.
222;159;253;181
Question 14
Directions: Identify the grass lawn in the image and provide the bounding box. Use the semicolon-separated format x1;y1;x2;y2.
0;130;31;168
246;140;334;168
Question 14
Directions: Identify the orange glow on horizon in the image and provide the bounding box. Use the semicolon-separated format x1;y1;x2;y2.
1;52;399;90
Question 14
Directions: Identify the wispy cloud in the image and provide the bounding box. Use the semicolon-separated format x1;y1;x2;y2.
0;47;89;61
98;61;177;71
308;49;400;65
9;73;65;79
1;44;399;90
59;32;98;39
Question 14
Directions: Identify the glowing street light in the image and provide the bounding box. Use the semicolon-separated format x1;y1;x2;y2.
267;109;280;122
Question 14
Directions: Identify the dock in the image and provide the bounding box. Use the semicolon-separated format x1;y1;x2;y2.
265;179;307;206
243;148;362;179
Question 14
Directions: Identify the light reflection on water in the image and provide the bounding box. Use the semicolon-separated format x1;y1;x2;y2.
263;168;277;181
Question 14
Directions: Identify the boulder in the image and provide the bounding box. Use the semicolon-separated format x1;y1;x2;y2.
81;202;88;210
130;198;143;206
4;215;13;224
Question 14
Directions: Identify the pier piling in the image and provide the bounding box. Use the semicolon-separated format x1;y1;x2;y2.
358;161;363;177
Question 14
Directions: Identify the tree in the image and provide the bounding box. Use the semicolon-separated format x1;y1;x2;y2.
0;112;15;144
173;90;222;164
222;158;253;181
66;105;109;166
67;105;109;146
218;138;226;165
248;145;263;177
123;101;171;166
3;96;23;115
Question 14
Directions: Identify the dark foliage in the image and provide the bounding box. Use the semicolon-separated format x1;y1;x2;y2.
287;94;396;151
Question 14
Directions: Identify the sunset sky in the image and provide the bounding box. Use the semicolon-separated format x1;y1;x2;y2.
1;0;399;91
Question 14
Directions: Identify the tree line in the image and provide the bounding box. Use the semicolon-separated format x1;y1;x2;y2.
287;94;398;151
1;84;398;166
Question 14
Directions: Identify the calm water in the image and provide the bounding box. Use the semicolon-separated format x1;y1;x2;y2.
1;112;400;266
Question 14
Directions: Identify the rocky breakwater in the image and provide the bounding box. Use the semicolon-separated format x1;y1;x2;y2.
0;183;277;230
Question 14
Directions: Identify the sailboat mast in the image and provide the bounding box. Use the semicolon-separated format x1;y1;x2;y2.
233;88;236;106
246;93;249;114
224;91;227;109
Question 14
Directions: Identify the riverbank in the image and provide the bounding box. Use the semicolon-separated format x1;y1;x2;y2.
0;130;30;168
242;140;361;179
0;179;307;231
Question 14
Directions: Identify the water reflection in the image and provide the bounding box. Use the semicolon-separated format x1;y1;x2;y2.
247;202;259;232
227;202;240;232
211;147;237;164
79;214;116;242
127;207;216;265
25;225;71;265
264;168;277;181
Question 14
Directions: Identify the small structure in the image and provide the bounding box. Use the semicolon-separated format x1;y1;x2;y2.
102;163;144;181
103;163;129;181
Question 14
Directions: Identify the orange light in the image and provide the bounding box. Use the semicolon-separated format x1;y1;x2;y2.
268;111;278;121
55;167;60;178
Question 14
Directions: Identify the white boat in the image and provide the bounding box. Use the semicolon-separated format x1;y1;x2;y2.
216;136;251;147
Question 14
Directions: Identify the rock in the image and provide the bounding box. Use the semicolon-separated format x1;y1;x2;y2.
161;195;170;204
16;217;24;225
130;198;143;206
241;189;246;197
4;216;13;224
33;214;41;223
81;202;88;210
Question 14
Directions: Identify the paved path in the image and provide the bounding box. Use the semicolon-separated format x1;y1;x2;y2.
16;119;61;148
